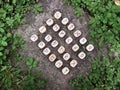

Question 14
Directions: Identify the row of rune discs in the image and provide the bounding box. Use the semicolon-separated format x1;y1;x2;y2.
30;11;94;75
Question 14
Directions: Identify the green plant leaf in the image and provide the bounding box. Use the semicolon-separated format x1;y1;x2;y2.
12;0;17;5
32;4;43;14
0;52;3;56
1;41;8;46
26;58;38;69
6;17;14;28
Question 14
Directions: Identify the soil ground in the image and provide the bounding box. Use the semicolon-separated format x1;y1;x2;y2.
16;0;109;90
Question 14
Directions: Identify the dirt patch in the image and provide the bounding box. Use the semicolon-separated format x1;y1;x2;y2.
16;0;98;89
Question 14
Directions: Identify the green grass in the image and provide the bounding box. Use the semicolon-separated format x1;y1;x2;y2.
65;0;120;90
0;0;46;90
